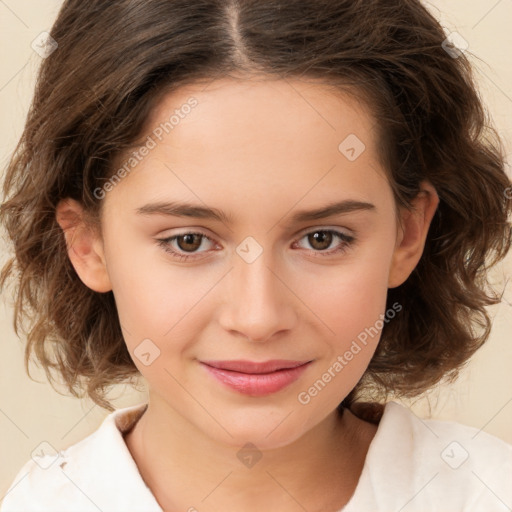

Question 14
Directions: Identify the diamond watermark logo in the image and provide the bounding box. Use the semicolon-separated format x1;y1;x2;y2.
441;441;469;469
442;31;469;59
338;134;366;162
134;338;161;366
237;442;263;468
31;441;60;469
236;236;263;264
31;32;58;58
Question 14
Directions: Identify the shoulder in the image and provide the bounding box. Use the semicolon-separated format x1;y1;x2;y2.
0;403;161;512
387;401;512;467
346;401;512;512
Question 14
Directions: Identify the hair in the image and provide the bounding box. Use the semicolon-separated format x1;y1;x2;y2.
1;0;511;416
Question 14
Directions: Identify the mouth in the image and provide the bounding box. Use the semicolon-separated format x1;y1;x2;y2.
199;359;313;396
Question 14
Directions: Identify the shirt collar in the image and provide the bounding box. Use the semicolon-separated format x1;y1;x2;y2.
57;401;163;512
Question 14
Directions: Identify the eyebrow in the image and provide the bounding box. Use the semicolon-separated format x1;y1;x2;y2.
135;199;376;225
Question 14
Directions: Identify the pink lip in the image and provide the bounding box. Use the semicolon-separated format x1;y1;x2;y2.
200;359;312;396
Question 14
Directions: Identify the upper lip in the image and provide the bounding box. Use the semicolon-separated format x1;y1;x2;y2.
200;359;311;374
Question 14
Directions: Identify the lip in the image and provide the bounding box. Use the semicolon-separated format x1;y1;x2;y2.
201;359;310;373
200;359;312;396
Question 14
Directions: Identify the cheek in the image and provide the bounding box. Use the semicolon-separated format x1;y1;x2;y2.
103;232;213;350
298;238;394;359
335;261;389;330
308;246;392;330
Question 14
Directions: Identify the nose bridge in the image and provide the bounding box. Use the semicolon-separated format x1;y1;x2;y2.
220;239;295;342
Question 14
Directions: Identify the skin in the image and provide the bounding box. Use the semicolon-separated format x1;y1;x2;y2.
55;76;439;512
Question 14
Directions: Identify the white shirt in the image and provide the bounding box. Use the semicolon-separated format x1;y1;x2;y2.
1;401;511;512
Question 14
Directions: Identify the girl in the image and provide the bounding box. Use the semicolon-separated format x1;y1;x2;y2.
1;1;511;511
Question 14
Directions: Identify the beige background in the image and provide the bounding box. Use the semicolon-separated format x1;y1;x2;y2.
1;0;511;501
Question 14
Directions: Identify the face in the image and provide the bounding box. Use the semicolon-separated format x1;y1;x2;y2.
57;76;438;450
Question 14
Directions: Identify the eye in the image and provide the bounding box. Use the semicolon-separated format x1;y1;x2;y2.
156;232;217;262
156;228;355;262
293;229;355;258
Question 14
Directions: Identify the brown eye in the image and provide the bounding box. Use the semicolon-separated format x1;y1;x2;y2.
157;231;216;261
307;231;334;251
175;233;203;252
295;229;355;258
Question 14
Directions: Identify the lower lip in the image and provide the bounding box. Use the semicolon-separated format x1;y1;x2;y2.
200;362;311;396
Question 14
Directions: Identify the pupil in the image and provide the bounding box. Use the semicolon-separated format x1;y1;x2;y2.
179;234;201;252
310;231;331;250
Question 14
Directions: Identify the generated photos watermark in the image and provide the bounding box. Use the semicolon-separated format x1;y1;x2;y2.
297;301;402;405
93;97;198;200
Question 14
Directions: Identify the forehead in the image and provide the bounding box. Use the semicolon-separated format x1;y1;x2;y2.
105;77;391;221
144;76;378;153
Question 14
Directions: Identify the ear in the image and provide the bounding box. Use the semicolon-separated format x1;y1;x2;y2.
55;198;112;293
388;181;440;289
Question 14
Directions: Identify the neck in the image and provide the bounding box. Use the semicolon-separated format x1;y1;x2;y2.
124;394;375;512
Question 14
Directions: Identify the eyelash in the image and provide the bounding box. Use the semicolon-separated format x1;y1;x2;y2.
156;229;355;262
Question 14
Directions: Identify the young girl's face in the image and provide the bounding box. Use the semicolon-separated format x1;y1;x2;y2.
67;77;437;449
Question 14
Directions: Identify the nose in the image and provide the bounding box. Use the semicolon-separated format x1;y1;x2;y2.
218;250;297;343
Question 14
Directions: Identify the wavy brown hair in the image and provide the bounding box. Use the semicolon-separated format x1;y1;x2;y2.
1;0;511;415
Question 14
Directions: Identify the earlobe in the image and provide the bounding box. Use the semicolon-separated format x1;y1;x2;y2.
55;198;112;293
388;182;440;289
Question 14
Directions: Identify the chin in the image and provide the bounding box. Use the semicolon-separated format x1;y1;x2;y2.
201;411;311;452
